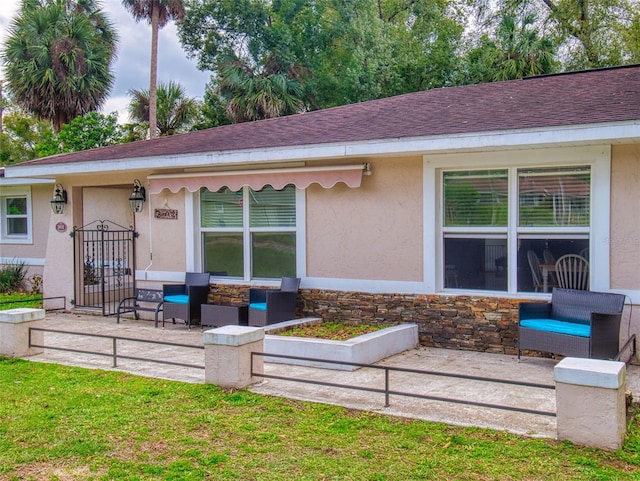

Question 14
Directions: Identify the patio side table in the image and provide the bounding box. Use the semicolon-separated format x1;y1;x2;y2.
201;304;249;329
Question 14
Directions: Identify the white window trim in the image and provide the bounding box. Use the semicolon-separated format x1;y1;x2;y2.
0;186;33;244
191;186;304;284
424;145;611;296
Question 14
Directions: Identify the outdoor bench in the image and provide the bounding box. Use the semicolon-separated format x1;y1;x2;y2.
116;288;164;328
518;287;625;360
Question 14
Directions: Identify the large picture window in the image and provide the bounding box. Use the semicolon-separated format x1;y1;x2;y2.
442;166;590;293
200;185;296;279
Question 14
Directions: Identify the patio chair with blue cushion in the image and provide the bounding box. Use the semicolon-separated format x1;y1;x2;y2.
162;272;211;329
248;276;301;327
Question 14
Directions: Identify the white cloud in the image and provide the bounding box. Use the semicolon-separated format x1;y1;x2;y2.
1;0;211;123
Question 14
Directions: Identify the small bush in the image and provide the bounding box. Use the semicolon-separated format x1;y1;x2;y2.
0;259;28;293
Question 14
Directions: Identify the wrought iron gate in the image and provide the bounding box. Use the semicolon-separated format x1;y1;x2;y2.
72;220;138;316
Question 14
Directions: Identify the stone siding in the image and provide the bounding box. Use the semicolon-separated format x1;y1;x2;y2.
208;284;541;356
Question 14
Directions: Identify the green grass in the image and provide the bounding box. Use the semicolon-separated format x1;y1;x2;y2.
1;358;640;480
0;292;42;310
278;322;386;341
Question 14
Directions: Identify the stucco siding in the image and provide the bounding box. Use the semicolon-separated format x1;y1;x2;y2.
611;145;640;290
146;190;187;272
83;186;134;229
306;157;423;281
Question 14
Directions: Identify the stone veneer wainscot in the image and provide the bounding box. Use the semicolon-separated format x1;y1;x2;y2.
209;285;531;356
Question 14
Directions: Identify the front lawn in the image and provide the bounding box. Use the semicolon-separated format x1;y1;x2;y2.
1;358;639;480
0;292;42;310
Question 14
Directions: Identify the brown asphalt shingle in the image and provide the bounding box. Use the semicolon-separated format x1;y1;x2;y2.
12;65;640;168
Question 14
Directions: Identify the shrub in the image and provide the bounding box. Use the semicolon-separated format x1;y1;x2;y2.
0;259;28;293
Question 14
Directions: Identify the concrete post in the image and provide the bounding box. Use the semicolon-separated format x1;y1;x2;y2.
0;308;46;357
203;325;264;388
554;357;627;450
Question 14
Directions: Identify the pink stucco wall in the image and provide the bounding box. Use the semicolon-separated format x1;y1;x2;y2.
306;157;423;281
82;186;134;229
611;145;640;291
144;190;187;272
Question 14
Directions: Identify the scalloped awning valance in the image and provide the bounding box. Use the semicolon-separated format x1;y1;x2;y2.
148;164;368;194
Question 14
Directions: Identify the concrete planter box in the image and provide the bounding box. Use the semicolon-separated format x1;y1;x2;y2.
263;319;419;371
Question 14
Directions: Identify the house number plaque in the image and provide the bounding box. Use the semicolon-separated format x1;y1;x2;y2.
154;208;178;220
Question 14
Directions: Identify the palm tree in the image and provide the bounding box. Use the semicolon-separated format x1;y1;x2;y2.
0;81;7;134
121;0;185;139
218;57;307;123
128;81;199;135
492;13;558;81
1;0;117;133
465;12;558;84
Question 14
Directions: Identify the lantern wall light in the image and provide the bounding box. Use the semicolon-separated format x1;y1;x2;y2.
129;179;146;213
50;184;67;214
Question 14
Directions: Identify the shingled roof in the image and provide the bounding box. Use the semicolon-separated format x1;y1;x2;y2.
10;64;640;169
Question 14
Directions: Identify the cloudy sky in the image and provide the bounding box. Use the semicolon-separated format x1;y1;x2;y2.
0;0;211;123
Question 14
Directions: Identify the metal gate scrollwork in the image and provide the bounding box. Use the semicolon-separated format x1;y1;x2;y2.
71;220;138;316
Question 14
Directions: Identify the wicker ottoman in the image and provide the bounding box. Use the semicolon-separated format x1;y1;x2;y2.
201;304;249;329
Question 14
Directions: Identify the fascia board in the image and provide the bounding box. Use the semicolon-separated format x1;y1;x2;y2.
0;177;56;185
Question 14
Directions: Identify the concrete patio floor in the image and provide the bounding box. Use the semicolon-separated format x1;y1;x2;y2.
23;311;640;439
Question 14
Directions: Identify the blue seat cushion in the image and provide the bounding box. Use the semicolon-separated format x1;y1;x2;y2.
164;294;189;304
520;319;590;338
249;302;267;311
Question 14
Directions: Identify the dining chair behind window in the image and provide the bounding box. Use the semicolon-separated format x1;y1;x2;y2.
542;249;558;285
555;254;589;291
527;250;544;292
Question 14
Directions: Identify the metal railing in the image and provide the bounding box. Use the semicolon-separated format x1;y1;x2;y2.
251;352;556;417
29;327;204;370
615;334;637;363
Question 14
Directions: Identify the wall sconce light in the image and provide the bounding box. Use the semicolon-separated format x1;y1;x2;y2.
129;179;146;213
363;163;372;176
50;184;67;214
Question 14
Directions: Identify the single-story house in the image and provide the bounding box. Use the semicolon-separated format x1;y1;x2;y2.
2;64;639;355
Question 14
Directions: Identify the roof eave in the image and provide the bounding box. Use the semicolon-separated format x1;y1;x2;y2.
4;120;639;179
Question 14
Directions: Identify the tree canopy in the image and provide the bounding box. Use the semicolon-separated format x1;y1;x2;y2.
0;107;55;165
476;0;640;69
179;0;465;118
2;0;638;148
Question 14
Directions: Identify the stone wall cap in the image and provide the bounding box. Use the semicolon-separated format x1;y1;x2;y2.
0;308;46;323
203;325;264;346
554;357;626;389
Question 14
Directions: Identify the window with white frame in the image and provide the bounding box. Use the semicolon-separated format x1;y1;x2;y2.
200;185;296;279
442;166;590;293
1;187;31;243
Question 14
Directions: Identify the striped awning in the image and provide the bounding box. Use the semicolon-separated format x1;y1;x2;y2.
148;164;368;194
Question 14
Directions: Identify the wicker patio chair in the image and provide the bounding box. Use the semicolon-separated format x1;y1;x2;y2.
248;276;301;327
518;287;625;360
162;272;211;329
